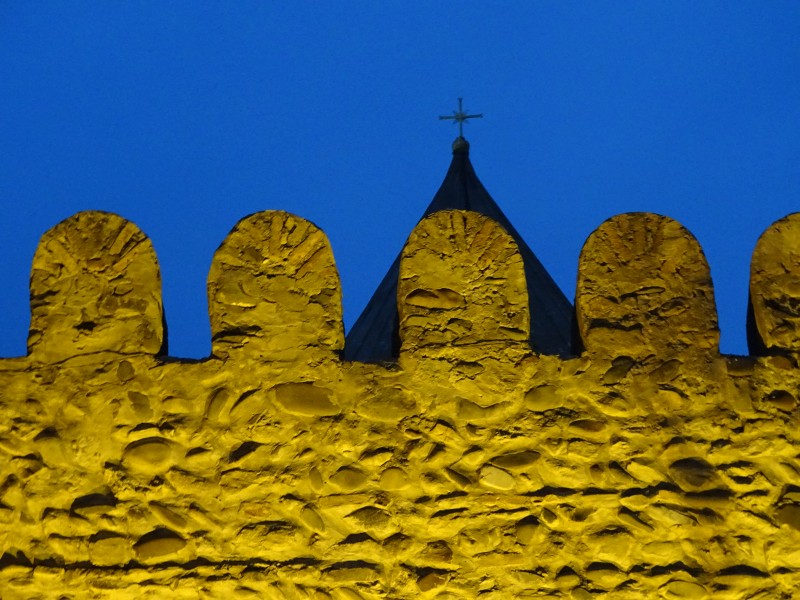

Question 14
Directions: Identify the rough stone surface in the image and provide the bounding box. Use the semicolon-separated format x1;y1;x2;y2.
576;212;718;362
208;210;343;361
1;209;800;599
750;212;800;355
398;210;529;351
28;210;164;360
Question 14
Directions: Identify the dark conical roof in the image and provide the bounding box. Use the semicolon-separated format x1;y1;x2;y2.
344;138;574;362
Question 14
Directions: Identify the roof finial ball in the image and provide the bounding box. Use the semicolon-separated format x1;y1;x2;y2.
439;97;482;152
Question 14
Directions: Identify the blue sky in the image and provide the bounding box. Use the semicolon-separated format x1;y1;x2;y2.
1;2;798;358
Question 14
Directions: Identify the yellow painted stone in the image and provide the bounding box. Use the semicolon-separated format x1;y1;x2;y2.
133;530;186;560
28;211;164;360
89;534;131;566
300;505;325;532
122;437;175;473
274;382;339;416
398;210;528;350
660;580;708;599
379;467;408;490
576;213;718;361
479;465;515;490
330;466;368;490
2;209;800;597
750;213;800;354
208;211;343;360
417;571;447;591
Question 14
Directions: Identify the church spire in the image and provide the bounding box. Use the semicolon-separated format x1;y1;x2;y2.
343;122;574;362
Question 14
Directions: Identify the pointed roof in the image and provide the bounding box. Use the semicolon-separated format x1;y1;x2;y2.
344;138;574;362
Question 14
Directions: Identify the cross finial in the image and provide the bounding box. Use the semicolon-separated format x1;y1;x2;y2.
439;97;483;139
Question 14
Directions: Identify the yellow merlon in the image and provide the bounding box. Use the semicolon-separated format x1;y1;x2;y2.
1;208;800;599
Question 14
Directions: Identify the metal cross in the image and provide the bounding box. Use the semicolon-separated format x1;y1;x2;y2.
439;97;482;138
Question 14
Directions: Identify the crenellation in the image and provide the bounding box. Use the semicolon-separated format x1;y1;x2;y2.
27;211;165;361
398;210;529;353
1;209;800;598
208;210;344;362
749;212;800;357
575;212;719;363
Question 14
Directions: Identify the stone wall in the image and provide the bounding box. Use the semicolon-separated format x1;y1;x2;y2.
1;209;800;599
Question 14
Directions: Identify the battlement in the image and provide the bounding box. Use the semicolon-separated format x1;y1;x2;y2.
15;209;800;363
2;209;800;599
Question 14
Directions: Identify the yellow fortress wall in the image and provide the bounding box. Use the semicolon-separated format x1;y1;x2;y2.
1;208;800;599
